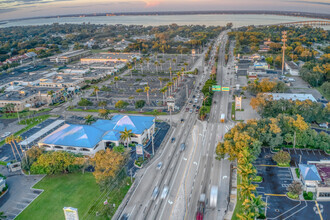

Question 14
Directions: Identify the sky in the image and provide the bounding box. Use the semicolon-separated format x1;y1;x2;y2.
0;0;329;20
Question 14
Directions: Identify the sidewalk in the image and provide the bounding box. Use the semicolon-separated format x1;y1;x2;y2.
290;167;304;200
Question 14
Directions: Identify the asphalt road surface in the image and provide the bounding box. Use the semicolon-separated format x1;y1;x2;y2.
116;30;236;220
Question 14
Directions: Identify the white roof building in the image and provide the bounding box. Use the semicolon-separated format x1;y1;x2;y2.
265;93;317;102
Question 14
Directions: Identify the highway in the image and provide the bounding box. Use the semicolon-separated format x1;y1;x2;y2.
117;30;235;220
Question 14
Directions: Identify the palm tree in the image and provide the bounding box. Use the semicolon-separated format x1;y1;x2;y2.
93;86;100;101
159;59;165;71
238;162;257;182
176;71;181;82
243;194;265;219
151;109;159;155
160;87;166;105
236;211;256;220
173;77;177;89
154;61;159;74
5;136;17;161
98;109;110;119
140;59;144;74
133;57;137;69
120;127;134;147
144;85;150;104
47;90;55;104
238;179;257;200
114;76;119;88
172;58;176;68
158;77;163;88
145;57;150;70
128;64;133;78
169;67;172;81
167;82;173;95
181;67;185;79
85;115;96;125
163;86;168;100
14;136;24;158
184;62;188;72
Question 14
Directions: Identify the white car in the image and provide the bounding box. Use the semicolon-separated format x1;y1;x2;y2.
1;132;11;138
161;186;169;199
156;162;163;170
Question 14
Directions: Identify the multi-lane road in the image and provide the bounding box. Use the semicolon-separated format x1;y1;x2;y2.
117;30;236;220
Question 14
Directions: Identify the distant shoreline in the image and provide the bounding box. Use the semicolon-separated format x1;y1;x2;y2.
2;10;330;23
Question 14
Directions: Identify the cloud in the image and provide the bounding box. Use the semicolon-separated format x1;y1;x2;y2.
286;0;330;6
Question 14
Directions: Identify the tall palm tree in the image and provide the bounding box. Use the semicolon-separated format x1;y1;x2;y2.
184;62;188;72
114;76;119;88
159;59;165;71
173;77;177;89
98;109;110;119
160;87;166;105
145;57;150;70
151;109;159;155
238;162;257;182
120;127;134;147
169;67;172;82
158;77;163;88
14;136;24;158
172;58;176;68
140;59;144;74
93;86;100;101
5;136;17;161
154;61;159;74
163;86;168;100
167;82;173;95
176;71;181;82
84;115;96;125
133;57;137;69
181;67;185;79
144;85;150;104
128;64;133;78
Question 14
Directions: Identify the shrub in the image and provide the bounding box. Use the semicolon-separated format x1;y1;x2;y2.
287;192;299;199
295;168;300;178
303;191;314;200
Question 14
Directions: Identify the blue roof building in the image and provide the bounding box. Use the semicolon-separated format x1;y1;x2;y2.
38;115;155;155
299;164;321;181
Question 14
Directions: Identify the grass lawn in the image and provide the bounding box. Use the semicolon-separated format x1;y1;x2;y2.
232;175;243;220
68;108;167;115
16;173;101;220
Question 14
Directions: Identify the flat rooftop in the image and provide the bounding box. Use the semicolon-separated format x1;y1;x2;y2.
265;93;317;102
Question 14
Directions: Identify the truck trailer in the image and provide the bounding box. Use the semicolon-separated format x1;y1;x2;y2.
210;186;218;208
220;113;225;123
196;194;205;220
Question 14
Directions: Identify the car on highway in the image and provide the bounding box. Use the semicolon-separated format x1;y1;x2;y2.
193;105;196;108
121;213;129;220
171;137;176;143
196;106;200;110
189;109;193;113
161;186;169;199
156;162;163;170
181;119;184;123
194;98;198;103
186;108;189;112
180;143;186;152
189;100;193;104
192;95;196;98
152;186;160;200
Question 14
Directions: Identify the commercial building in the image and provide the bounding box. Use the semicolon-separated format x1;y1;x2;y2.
38;115;155;155
299;160;330;201
49;50;91;63
80;53;140;65
265;93;317;102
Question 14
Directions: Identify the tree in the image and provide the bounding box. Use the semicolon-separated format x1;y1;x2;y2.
120;127;134;147
144;85;150;104
93;86;100;101
30;151;84;174
128;64;133;78
158;77;163;88
98;101;107;109
287;181;303;196
0;212;6;220
85;115;96;125
160;87;167;105
136;88;143;96
98;109;110;119
135;100;146;110
115;100;129;109
272;150;291;166
22;146;44;170
199;106;208;120
78;98;93;110
114;76;119;88
5;135;18;161
90;148;125;183
184;62;188;71
242;194;265;219
238;179;257;200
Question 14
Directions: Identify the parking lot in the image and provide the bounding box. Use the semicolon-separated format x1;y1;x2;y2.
253;147;330;220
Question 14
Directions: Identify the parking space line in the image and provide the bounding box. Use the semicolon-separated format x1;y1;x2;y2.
315;201;324;220
299;149;303;154
318;150;321;155
312;150;316;155
264;193;286;196
306;149;309;155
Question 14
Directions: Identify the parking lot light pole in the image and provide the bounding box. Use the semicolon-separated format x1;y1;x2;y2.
265;196;269;217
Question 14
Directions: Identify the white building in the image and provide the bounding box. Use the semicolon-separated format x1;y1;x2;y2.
38;115;155;155
285;61;299;76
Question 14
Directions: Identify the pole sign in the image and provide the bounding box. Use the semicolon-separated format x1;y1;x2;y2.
212;85;221;91
63;207;79;220
136;144;143;155
222;87;230;91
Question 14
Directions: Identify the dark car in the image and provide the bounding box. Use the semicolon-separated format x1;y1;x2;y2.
196;106;200;110
171;137;176;143
121;213;129;220
185;108;189;112
193;105;196;108
189;100;193;104
192;95;196;98
181;119;184;123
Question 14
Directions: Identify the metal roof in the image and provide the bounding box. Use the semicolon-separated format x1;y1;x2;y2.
299;164;322;181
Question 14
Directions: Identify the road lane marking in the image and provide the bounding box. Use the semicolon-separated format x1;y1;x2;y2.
256;164;278;167
264;194;286;196
315;201;324;220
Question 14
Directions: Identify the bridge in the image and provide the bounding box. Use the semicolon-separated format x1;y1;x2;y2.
272;20;330;27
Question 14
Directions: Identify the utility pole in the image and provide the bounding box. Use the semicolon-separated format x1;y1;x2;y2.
186;84;188;99
281;31;287;75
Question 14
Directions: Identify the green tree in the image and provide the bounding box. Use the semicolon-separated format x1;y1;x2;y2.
272;150;291;166
98;101;107;109
120;127;134;147
135;100;146;110
93;86;100;101
144;85;150;104
78;98;93;109
115;100;129;109
98;109;110;119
